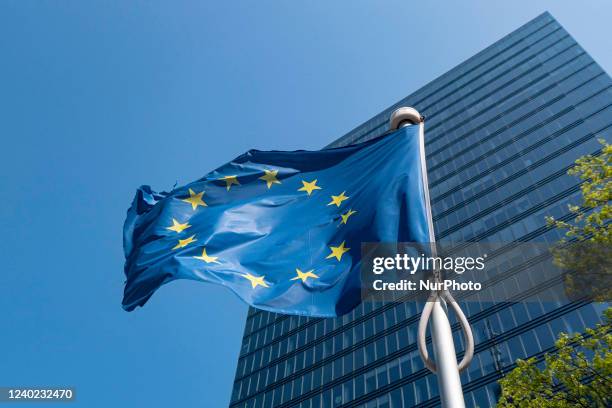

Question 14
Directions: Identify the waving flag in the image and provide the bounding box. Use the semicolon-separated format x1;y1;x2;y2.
122;125;430;317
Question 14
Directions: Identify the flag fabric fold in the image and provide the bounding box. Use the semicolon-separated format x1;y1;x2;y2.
122;125;430;317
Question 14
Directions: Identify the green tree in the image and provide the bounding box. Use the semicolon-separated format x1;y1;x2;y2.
546;139;612;301
497;141;612;407
549;139;611;244
497;308;612;407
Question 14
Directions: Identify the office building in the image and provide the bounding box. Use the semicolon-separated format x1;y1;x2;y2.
230;12;611;407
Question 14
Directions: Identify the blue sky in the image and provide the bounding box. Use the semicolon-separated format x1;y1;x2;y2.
0;2;610;407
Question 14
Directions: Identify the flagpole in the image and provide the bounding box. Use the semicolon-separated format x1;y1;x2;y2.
389;107;474;408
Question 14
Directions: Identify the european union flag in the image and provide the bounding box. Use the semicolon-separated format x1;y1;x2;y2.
122;125;430;317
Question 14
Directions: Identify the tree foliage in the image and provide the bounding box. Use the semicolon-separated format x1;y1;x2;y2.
547;139;612;301
497;141;612;406
497;308;612;407
547;139;611;244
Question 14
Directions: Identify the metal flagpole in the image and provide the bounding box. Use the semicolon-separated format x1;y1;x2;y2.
389;107;474;408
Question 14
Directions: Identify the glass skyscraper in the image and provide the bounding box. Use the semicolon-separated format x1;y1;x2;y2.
229;12;611;408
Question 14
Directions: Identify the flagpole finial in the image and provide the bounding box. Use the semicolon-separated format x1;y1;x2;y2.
389;107;423;130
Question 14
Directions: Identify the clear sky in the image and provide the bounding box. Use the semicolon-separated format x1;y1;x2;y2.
0;2;609;407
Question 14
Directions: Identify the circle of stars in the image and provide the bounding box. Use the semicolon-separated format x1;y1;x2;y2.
166;168;357;290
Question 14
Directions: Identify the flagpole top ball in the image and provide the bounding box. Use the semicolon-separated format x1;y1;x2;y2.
389;107;423;130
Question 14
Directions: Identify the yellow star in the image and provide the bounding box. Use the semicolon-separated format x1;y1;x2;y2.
290;268;319;283
193;247;220;264
259;169;281;189
298;179;322;196
241;273;269;288
173;234;197;250
181;188;207;210
219;175;240;191
328;191;349;207
326;241;350;261
340;209;357;225
166;218;191;233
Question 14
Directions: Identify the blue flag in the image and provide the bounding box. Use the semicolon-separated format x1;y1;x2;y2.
122;126;430;317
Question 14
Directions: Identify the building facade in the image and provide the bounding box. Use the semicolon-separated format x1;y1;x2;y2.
230;12;611;407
